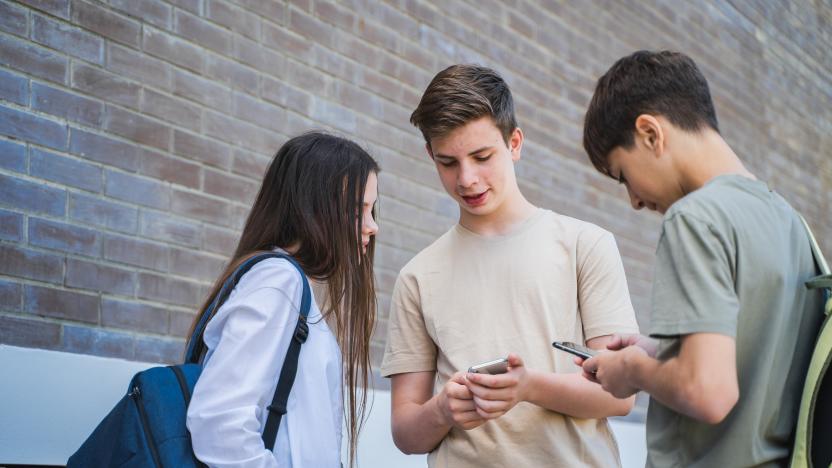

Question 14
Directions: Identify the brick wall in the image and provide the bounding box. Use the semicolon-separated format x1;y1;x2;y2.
1;0;830;368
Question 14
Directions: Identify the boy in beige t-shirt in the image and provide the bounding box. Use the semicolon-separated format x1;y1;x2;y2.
381;64;640;467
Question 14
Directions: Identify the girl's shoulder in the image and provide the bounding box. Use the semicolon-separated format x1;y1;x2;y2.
205;257;309;337
234;256;305;296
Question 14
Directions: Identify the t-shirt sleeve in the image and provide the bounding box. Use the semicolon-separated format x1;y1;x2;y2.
380;270;437;377
650;212;739;338
577;229;640;339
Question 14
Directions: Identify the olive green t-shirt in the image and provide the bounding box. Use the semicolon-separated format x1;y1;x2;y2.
646;175;825;467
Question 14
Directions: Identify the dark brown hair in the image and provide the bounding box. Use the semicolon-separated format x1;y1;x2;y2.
583;50;720;177
187;132;379;466
410;64;517;147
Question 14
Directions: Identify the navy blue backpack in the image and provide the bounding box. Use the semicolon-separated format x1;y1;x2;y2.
68;253;312;467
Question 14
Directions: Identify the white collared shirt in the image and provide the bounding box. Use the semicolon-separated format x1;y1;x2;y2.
187;257;343;467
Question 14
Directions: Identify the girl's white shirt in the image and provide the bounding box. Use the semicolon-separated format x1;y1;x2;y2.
187;256;343;467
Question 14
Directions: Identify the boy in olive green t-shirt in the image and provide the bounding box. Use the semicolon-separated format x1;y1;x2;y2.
580;50;824;467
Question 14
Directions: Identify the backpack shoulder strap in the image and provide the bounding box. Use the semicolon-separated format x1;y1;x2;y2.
799;214;830;276
182;251;312;451
262;253;311;450
185;252;300;363
798;214;832;315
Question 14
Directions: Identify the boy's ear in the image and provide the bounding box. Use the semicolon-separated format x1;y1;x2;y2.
634;114;665;157
509;127;524;161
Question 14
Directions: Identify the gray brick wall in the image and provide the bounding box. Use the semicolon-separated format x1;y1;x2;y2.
0;0;830;369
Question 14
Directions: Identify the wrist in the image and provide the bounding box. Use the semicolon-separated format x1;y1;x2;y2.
622;347;648;391
521;369;539;404
432;390;452;428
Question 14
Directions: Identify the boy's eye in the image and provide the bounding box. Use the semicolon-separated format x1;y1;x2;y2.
438;160;457;167
475;154;492;162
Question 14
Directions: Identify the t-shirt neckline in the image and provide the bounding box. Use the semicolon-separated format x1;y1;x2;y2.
454;208;546;242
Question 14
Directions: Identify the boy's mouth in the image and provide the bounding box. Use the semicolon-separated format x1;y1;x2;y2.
461;190;488;206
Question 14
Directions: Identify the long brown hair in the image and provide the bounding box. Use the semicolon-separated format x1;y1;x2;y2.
187;132;379;466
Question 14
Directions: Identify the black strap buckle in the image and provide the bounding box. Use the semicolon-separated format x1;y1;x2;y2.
267;403;287;415
293;317;309;344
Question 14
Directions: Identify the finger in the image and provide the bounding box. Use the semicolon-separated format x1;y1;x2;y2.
582;370;599;384
473;396;511;413
461;417;488;430
573;356;585;367
468;384;517;401
447;383;474;400
582;357;599;375
447;397;478;413
475;405;506;420
466;372;519;389
453;408;485;422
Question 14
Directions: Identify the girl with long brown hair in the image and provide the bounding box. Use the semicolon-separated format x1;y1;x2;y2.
186;132;379;467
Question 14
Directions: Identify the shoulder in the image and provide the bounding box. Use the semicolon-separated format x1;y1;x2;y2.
663;176;771;229
665;186;724;224
541;210;615;248
233;256;306;300
204;256;308;340
398;226;457;278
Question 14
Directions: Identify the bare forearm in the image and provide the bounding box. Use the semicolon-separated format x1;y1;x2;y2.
626;352;736;424
525;370;634;419
391;396;451;454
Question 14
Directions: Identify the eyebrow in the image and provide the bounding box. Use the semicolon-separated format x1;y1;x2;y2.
434;146;494;159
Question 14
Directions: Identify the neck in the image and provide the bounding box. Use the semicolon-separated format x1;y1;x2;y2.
677;129;755;195
459;192;538;236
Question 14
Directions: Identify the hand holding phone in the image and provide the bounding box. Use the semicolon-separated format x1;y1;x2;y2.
467;357;509;375
464;353;527;421
552;341;598;360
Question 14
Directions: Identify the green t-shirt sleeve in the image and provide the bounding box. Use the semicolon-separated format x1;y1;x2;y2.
649;212;739;338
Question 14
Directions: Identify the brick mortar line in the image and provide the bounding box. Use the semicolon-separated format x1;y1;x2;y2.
0;259;396;311
5;23;604;181
0;70;245;181
284;4;430;93
0;234;220;287
591;3;763;121
7;308;195;343
724;0;832;81
0;193;239;273
389;0;597;89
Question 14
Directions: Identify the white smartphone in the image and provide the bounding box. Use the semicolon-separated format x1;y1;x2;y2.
467;357;509;375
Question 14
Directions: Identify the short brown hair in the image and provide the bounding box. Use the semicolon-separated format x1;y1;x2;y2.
410;64;517;146
583;50;719;177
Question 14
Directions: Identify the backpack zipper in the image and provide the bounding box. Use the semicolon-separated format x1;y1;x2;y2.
129;385;163;468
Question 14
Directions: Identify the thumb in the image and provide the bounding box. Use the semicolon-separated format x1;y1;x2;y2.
451;371;467;384
606;334;625;350
507;353;524;368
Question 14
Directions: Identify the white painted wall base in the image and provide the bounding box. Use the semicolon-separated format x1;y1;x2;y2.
0;345;645;467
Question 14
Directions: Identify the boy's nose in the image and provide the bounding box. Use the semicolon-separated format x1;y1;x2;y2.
457;165;478;188
628;188;645;210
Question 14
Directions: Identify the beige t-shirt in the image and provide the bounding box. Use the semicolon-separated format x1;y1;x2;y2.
381;209;640;468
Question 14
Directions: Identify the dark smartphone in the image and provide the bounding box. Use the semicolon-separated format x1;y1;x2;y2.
467;357;509;375
552;341;598;360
